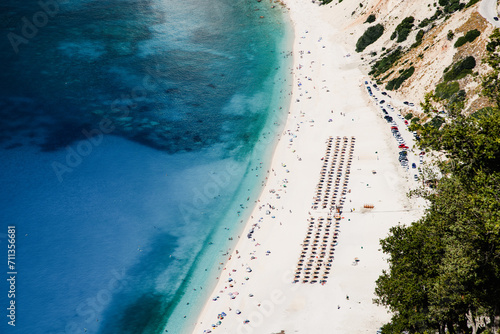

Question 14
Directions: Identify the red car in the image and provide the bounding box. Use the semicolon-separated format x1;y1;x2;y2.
399;144;409;149
404;120;409;125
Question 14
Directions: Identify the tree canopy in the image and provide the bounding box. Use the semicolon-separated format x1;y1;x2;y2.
374;30;500;334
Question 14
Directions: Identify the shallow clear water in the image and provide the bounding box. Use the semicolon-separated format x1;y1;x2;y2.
0;0;292;333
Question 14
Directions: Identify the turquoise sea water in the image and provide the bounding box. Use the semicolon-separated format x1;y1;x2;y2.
0;0;293;333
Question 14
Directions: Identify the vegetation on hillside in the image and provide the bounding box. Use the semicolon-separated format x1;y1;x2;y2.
374;30;500;334
440;0;465;13
318;0;333;5
419;0;466;29
482;29;500;107
356;24;385;52
443;56;476;81
434;81;461;100
386;66;415;90
419;9;444;28
465;0;480;8
411;29;425;48
369;49;403;77
454;29;481;47
391;16;415;43
365;14;376;24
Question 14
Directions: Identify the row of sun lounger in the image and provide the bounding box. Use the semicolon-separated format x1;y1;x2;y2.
311;136;355;211
293;136;356;284
293;217;339;284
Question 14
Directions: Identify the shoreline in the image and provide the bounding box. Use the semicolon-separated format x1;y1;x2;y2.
192;1;424;333
162;5;296;333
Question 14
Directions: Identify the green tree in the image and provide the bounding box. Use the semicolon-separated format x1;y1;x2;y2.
391;16;415;43
447;30;455;41
418;107;500;176
482;29;500;108
356;24;384;52
375;36;500;332
365;14;376;23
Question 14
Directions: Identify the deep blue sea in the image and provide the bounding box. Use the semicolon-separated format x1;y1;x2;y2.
0;0;292;333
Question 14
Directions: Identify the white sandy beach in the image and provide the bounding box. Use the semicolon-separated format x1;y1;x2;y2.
192;1;425;333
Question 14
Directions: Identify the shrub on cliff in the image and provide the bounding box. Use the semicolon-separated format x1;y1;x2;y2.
443;56;476;81
386;66;415;90
435;81;460;100
364;14;376;23
454;29;481;48
391;17;415;43
355;24;384;52
369;49;402;77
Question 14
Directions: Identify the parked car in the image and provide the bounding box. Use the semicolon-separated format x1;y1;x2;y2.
494;16;499;21
412;163;416;169
403;101;409;105
404;120;409;125
381;92;387;96
380;100;385;104
414;174;418;181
